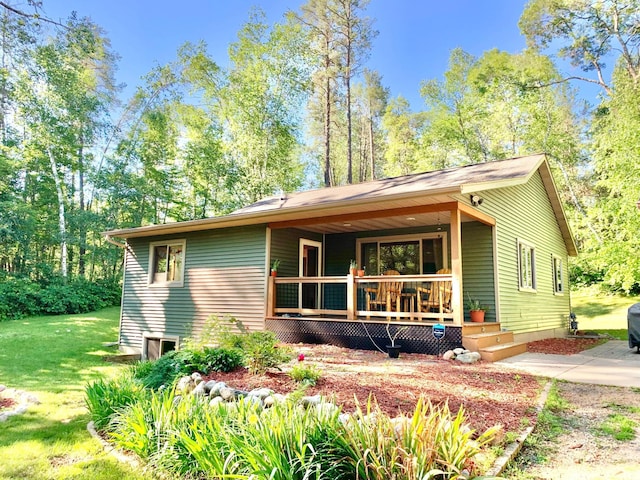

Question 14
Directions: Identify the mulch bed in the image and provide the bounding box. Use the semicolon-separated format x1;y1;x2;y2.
204;343;542;435
0;396;16;411
527;337;605;355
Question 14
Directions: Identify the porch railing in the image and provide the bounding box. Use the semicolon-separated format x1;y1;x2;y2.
267;273;455;323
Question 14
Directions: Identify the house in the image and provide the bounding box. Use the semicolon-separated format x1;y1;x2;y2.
104;153;577;361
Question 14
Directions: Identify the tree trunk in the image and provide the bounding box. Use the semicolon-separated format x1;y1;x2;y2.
368;110;375;180
47;147;67;279
324;60;332;187
78;142;86;276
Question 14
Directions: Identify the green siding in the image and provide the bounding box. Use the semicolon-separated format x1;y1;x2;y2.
461;222;496;322
120;225;267;352
465;171;571;333
270;228;323;276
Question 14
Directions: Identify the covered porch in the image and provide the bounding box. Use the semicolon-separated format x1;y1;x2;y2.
264;200;498;354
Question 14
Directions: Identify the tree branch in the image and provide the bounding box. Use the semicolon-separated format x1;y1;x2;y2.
527;75;612;96
0;1;68;29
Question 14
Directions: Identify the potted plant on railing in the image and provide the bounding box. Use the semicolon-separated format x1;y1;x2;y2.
271;259;280;277
466;294;489;323
349;259;358;276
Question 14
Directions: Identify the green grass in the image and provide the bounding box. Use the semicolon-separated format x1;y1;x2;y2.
0;308;154;480
570;287;640;339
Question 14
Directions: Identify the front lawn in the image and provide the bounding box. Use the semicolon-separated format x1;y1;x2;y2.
570;287;640;340
0;307;153;480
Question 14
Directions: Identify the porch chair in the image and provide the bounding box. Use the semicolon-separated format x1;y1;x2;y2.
416;268;452;315
365;270;403;316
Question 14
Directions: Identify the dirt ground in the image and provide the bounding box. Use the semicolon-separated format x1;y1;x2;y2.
511;382;640;479
206;339;640;478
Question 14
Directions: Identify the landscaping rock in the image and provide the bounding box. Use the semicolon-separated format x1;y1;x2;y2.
176;376;195;394
219;386;236;401
191;372;203;384
207;381;227;397
443;350;455;360
192;381;208;396
455;352;481;364
203;380;218;394
453;347;466;355
249;388;274;400
301;395;322;408
209;396;224;407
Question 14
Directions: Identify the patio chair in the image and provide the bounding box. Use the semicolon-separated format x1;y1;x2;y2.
416;268;452;314
365;270;403;315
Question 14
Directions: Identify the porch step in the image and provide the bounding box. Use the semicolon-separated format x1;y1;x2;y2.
462;324;528;362
461;322;501;336
477;341;528;362
463;331;515;352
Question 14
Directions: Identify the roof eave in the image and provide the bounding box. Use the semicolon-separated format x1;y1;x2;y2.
103;185;462;239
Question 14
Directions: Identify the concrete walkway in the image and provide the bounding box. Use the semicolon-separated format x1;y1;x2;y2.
496;340;640;388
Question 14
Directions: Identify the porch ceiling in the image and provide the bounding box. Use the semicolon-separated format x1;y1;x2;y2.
269;199;482;234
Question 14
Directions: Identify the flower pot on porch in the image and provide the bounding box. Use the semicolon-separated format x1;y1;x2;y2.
469;310;485;323
349;268;357;276
357;269;365;277
386;345;401;358
271;270;277;277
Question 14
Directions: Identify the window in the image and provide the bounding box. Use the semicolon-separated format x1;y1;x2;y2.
517;240;536;291
553;255;564;294
143;334;178;360
357;233;447;275
149;240;186;286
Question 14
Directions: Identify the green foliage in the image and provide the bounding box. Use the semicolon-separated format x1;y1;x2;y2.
289;363;322;386
596;413;638;441
101;387;496;479
241;331;292;374
0;276;121;321
85;372;148;431
132;346;244;390
183;313;248;350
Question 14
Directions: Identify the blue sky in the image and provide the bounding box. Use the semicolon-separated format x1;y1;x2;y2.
42;0;540;109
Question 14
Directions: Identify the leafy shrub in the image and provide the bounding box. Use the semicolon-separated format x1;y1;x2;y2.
0;276;121;321
241;331;291;374
203;347;244;373
183;313;248;350
85;371;147;431
289;363;322;386
133;347;244;389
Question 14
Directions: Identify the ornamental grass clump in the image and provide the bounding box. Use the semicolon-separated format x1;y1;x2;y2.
340;396;500;479
84;371;148;431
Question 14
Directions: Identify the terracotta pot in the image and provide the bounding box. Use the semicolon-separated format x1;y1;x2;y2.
271;270;277;277
349;268;357;276
470;310;485;323
357;269;365;277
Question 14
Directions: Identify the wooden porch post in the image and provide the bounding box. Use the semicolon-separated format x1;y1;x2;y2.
450;208;463;325
346;273;356;320
267;275;275;317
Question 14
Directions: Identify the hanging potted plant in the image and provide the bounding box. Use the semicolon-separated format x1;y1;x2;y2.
271;259;280;277
466;294;488;323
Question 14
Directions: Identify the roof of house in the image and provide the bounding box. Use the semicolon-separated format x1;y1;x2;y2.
104;153;577;255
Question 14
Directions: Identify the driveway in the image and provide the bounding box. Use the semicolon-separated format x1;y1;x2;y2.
496;340;640;388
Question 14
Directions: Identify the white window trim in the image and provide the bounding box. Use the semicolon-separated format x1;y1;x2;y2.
355;232;448;275
552;254;565;295
148;239;186;287
517;239;536;293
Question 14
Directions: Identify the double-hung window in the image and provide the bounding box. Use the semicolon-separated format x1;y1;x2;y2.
552;255;564;294
517;240;536;291
149;240;186;287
